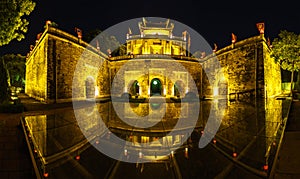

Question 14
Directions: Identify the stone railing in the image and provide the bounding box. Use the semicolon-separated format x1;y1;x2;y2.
108;54;199;62
127;34;184;41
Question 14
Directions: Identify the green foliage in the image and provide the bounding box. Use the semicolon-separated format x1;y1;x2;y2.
0;0;36;46
0;59;9;102
271;30;300;93
271;30;300;72
1;54;26;88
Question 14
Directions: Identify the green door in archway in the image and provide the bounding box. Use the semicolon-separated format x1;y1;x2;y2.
150;78;162;96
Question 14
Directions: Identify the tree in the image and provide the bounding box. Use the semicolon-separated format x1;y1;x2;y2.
0;0;36;46
1;54;26;88
271;30;300;96
0;59;9;102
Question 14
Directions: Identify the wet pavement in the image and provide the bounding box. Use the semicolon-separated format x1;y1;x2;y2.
0;113;34;178
271;100;300;179
0;93;299;179
0;93;74;179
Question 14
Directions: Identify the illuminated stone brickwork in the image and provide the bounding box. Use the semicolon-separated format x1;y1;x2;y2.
25;19;281;103
202;35;281;99
25;26;108;103
126;18;187;56
109;57;202;98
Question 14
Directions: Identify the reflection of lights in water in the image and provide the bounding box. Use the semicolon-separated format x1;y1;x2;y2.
185;147;189;158
213;139;217;144
43;173;49;178
263;164;268;171
150;102;161;110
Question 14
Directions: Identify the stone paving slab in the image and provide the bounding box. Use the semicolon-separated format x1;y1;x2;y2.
272;100;300;179
1;93;299;179
0;113;35;179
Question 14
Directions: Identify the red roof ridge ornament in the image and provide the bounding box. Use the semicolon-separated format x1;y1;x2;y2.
256;22;265;34
231;33;237;43
74;27;82;39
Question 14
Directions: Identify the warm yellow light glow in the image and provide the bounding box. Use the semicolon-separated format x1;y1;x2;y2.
220;75;226;82
213;87;219;96
11;96;18;100
95;86;99;97
185;88;189;94
126;19;186;56
139;151;143;158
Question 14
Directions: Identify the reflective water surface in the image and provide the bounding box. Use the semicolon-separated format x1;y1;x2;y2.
22;98;291;178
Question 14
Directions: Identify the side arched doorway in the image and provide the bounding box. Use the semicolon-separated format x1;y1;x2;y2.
174;80;185;97
150;78;162;96
85;76;95;98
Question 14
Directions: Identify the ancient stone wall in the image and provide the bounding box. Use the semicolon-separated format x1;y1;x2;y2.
26;27;108;103
109;57;202;98
26;27;281;103
25;32;48;101
201;35;281;99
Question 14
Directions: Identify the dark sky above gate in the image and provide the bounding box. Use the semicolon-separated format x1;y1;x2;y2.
1;0;299;56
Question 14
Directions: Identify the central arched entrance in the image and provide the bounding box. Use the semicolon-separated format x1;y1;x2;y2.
150;78;162;96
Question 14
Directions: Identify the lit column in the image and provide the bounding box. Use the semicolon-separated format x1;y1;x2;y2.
95;86;99;97
213;87;219;97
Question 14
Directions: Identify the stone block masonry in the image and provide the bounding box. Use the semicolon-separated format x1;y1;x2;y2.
26;27;107;103
25;27;281;103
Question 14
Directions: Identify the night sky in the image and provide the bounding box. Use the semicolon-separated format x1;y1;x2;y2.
1;0;299;56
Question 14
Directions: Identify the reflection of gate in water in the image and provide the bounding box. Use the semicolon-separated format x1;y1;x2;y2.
85;76;95;98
